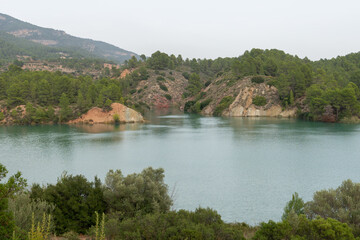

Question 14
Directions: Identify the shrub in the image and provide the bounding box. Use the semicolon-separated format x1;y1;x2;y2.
116;208;245;240
167;76;175;81
63;231;80;240
214;96;234;116
129;89;136;94
156;76;165;81
252;96;267;106
251;76;265;84
0;111;4;121
159;84;168;92
200;99;212;110
113;114;120;124
182;72;190;80
164;94;172;101
205;80;212;87
305;179;360;235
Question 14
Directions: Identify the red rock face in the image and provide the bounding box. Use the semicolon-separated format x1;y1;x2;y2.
69;103;144;124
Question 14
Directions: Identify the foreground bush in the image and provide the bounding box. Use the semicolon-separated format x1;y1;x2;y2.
254;215;356;240
115;208;245;240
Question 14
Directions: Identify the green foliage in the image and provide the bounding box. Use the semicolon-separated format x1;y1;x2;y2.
0;164;26;239
0;70;129;124
214;96;234;116
252;96;267;106
59;93;71;122
164;94;172;101
0;111;4;121
305;179;360;235
113;114;120;124
115;208;245;240
254;215;356;240
185;73;202;97
62;231;79;240
104;167;172;220
251;76;265;84
156;76;165;81
159;83;168;92
8;192;54;239
282;192;304;221
182;72;190;80
147;51;171;70
30;174;107;234
27;213;52;240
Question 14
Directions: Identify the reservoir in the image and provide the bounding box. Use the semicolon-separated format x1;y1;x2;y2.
1;113;360;224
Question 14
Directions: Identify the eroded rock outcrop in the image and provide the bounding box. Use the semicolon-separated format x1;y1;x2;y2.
69;103;144;124
202;77;297;118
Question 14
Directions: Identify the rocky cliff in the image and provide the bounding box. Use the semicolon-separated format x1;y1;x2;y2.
69;103;144;124
201;76;297;117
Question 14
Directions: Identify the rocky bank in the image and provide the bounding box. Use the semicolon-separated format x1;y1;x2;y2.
69;103;144;124
202;76;297;117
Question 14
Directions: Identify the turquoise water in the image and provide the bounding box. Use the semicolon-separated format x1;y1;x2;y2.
1;113;360;224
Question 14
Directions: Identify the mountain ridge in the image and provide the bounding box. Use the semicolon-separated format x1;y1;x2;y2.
0;13;138;63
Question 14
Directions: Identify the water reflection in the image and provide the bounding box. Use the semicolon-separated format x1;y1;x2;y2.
73;123;142;133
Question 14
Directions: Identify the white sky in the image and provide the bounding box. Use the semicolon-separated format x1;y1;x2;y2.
1;0;360;60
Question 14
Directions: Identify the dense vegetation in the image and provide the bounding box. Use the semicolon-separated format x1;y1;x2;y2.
2;163;360;239
123;49;360;121
0;65;149;124
1;46;360;123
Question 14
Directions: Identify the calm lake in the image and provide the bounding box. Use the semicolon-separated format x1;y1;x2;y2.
1;111;360;225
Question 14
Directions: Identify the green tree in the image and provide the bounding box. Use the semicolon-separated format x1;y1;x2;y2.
0;164;26;239
30;174;106;234
282;192;304;221
185;73;202;97
305;179;360;235
104;167;172;220
59;93;72;122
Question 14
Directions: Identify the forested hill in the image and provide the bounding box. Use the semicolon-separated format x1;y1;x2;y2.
1;48;360;125
119;49;360;122
0;13;138;63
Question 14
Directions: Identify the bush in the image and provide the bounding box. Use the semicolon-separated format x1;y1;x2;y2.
214;96;234;116
251;76;265;84
0;111;4;121
116;208;245;240
182;72;190;80
129;89;136;94
305;179;360;235
113;114;120;124
159;83;168;92
156;76;165;81
164;94;172;101
252;96;267;106
63;231;80;240
200;99;212;110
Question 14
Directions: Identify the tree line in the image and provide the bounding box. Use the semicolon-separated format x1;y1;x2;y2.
2;163;360;239
124;49;360;121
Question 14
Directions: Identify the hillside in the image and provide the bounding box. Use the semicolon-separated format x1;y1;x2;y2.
119;49;360;122
0;13;137;63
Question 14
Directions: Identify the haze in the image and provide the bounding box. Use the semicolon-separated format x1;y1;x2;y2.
2;0;360;60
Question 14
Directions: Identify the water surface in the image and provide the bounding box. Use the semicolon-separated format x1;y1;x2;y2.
1;113;360;224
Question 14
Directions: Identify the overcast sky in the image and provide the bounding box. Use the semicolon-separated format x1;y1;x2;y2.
1;0;360;60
